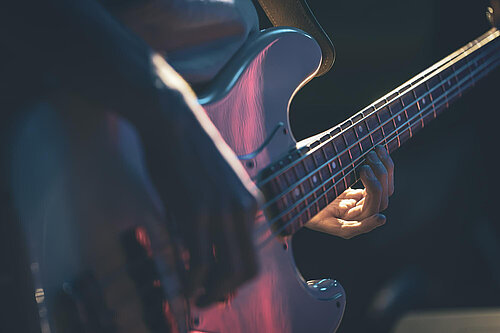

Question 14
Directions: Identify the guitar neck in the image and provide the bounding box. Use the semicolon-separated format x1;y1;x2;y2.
259;28;500;236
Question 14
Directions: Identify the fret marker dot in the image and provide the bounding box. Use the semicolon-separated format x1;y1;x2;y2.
312;175;318;183
397;115;401;122
422;97;426;104
332;161;336;169
358;125;363;133
294;188;301;197
447;80;451;86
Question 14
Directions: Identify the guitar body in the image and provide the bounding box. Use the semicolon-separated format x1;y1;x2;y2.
192;27;346;333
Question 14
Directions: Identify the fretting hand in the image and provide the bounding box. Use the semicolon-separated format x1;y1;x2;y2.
305;145;394;239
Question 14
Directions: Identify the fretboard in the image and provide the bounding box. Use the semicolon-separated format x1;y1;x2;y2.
259;28;500;236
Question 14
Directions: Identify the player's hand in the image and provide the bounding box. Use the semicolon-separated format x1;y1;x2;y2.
138;56;262;307
305;145;394;239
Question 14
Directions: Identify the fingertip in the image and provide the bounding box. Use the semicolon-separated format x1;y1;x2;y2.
360;164;375;179
375;145;389;156
376;214;386;225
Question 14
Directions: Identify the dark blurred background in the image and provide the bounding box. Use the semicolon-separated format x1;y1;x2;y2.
260;0;499;332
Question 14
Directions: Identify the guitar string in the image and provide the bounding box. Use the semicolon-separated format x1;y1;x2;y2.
258;45;498;212
260;53;499;237
256;54;500;246
256;29;500;187
257;60;498;248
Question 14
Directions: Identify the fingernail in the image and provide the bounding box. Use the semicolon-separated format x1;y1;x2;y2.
376;145;388;156
377;214;387;225
366;151;378;163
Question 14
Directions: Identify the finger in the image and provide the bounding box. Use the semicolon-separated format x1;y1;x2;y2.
375;145;394;196
365;150;389;210
353;214;386;237
357;165;382;219
341;188;365;201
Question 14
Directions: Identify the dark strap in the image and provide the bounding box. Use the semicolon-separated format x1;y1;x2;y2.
256;0;335;76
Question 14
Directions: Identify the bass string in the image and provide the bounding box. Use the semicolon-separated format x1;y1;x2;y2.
257;54;500;247
259;46;500;215
256;29;500;188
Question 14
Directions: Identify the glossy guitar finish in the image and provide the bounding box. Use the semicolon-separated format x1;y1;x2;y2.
192;28;346;333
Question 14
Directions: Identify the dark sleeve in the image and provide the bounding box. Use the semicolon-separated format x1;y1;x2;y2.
0;0;161;115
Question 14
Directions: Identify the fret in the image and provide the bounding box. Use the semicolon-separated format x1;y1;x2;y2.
475;50;486;67
302;156;320;217
441;67;457;91
412;86;426;129
377;104;398;152
401;86;422;136
290;163;308;219
310;150;328;210
323;141;342;199
365;109;385;146
454;57;472;92
464;56;477;86
331;136;352;190
443;66;461;104
281;169;305;226
353;113;373;152
341;120;362;161
388;96;410;145
318;145;337;202
425;75;444;119
413;81;434;125
436;73;450;113
298;160;313;218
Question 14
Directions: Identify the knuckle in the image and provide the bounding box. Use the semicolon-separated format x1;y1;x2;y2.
371;181;383;195
381;198;389;211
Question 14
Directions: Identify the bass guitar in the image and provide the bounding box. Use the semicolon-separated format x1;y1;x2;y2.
22;3;500;333
190;6;500;333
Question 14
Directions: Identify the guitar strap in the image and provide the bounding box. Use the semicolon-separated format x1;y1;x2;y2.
255;0;335;76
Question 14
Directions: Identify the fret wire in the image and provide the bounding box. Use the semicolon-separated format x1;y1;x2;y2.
312;147;326;195
438;72;450;108
259;55;500;244
424;80;437;119
259;46;500;211
256;28;500;188
388;98;401;149
351;120;365;153
259;53;500;227
415;87;426;128
340;130;356;171
465;56;476;86
364;117;375;147
334;137;349;190
452;65;462;98
374;109;389;150
320;145;339;198
400;96;413;138
290;159;304;213
308;154;321;214
300;160;313;220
